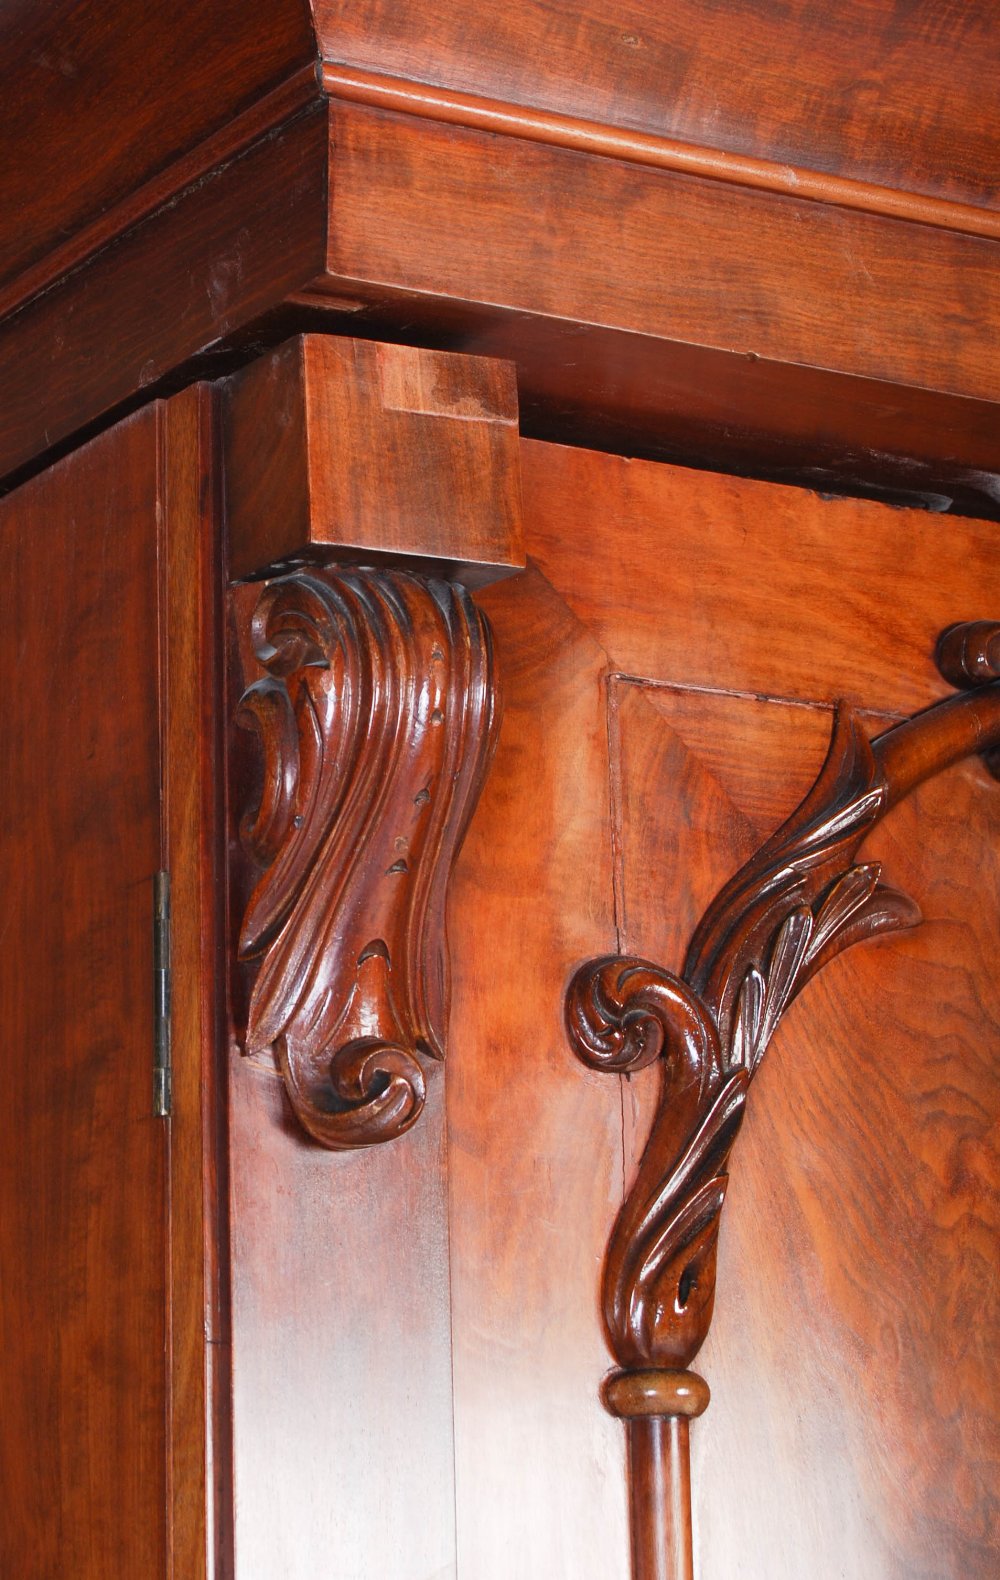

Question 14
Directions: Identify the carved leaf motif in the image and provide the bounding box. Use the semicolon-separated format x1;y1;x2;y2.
688;704;920;1054
567;700;928;1374
234;567;500;1149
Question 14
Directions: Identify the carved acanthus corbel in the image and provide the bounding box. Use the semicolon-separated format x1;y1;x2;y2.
233;565;499;1149
566;621;1000;1580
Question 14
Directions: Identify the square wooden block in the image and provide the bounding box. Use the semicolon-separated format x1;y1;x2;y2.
224;335;524;585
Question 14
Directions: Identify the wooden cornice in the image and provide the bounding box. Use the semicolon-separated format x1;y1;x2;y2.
320;64;1000;244
0;34;997;512
0;65;324;327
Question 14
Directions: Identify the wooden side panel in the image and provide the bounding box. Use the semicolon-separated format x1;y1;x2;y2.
227;1060;458;1578
613;683;1000;1577
447;566;628;1576
161;386;230;1580
0;410;167;1576
440;436;999;1578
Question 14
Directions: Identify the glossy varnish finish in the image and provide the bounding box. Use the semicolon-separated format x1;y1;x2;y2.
0;410;167;1576
616;686;1000;1577
230;567;500;1149
311;0;1000;210
222;336;525;1572
2;7;1000;515
313;105;1000;515
223;335;523;584
568;640;1000;1577
450;441;1000;1577
450;565;629;1576
160;385;230;1580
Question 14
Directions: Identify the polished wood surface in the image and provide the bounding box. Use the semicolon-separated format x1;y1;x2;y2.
311;105;1000;517
0;105;328;489
0;410;167;1576
230;567;500;1148
0;0;314;294
160;385;231;1580
227;1046;458;1577
626;1417;695;1580
224;336;523;584
449;565;630;1575
568;644;1000;1578
618;685;1000;1578
606;1372;710;1580
0;1;997;1569
320;64;1000;242
1;13;998;517
519;440;999;713
311;0;1000;211
323;107;1000;408
454;440;1000;1578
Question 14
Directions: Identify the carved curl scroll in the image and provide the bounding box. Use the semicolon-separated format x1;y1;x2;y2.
568;625;1000;1379
234;567;500;1149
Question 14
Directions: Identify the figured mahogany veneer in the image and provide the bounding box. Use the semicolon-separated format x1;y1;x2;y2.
567;621;1000;1580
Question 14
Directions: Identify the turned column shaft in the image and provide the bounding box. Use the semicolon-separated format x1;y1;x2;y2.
627;1415;695;1580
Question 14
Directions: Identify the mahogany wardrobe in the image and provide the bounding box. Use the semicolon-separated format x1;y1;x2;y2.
0;5;997;1579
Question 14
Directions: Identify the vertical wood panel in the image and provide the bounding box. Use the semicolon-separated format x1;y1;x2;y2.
0;410;167;1577
447;565;629;1578
614;683;1000;1578
227;1059;458;1579
161;385;230;1580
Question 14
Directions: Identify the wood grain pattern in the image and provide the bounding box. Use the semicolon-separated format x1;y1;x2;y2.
0;105;329;488
614;684;1000;1577
0;409;167;1577
520;439;1000;714
227;1031;459;1579
324;106;1000;408
570;665;1000;1372
160;385;231;1580
568;661;1000;1577
311;0;1000;210
5;83;1000;517
446;565;630;1576
230;567;500;1147
320;64;1000;242
0;0;315;293
224;335;523;584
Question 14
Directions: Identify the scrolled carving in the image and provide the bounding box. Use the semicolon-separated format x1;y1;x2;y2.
233;566;500;1149
935;619;1000;689
568;637;1000;1381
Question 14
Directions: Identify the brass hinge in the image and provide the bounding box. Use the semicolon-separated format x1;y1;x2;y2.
153;870;172;1117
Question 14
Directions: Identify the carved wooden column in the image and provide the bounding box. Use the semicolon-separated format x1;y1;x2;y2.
567;623;1000;1580
225;335;523;1146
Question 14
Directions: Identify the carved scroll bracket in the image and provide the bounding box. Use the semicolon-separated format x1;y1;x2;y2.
232;565;500;1149
567;621;1000;1580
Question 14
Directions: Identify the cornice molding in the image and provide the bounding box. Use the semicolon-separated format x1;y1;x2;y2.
321;62;1000;243
0;63;322;327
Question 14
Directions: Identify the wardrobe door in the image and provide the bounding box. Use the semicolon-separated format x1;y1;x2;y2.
0;409;169;1578
449;441;999;1579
